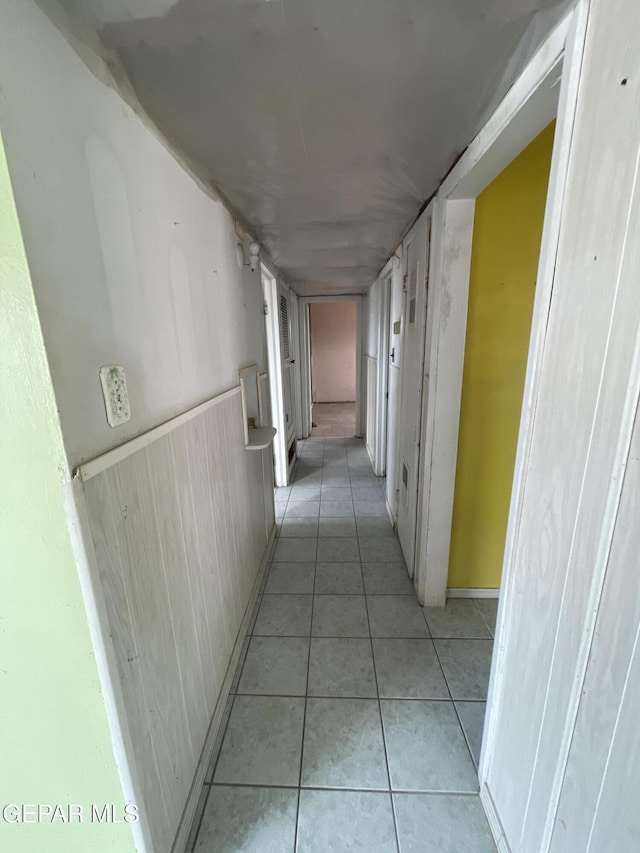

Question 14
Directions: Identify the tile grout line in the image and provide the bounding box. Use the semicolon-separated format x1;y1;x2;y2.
197;440;490;848
208;780;485;796
293;446;321;853
233;690;486;703
430;636;481;777
471;597;497;639
358;519;402;853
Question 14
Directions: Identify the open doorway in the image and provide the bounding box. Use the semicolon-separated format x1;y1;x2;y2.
309;300;357;437
407;6;592;843
447;121;556;596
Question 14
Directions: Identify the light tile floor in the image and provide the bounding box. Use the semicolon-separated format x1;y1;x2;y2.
311;402;356;437
188;437;498;853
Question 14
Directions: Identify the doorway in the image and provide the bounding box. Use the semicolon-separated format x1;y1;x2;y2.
447;121;556;595
395;215;431;579
407;6;591;844
309;300;357;437
300;296;364;440
261;265;298;487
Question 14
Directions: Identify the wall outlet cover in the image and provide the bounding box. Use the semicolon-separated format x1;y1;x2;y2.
99;365;131;427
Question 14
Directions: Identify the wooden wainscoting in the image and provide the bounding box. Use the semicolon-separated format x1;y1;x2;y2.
80;385;275;852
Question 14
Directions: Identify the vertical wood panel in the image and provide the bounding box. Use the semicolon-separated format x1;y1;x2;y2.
116;451;190;835
170;423;220;715
81;385;270;851
259;373;276;540
484;1;640;848
83;471;169;853
183;416;228;708
147;434;208;756
206;404;239;650
551;403;640;851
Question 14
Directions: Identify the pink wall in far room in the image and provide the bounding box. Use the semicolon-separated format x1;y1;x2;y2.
310;301;357;402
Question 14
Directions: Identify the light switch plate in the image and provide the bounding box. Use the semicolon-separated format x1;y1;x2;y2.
99;365;131;427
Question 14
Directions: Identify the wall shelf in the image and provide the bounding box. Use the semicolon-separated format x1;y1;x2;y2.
245;426;276;450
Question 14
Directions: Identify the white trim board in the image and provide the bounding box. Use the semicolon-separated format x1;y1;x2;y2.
446;588;500;599
75;385;242;482
261;264;289;486
415;4;577;609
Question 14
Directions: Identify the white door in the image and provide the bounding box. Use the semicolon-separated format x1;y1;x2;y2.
278;282;296;476
396;218;430;577
385;257;404;521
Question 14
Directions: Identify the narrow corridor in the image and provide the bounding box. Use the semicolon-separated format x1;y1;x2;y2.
311;403;356;437
188;437;497;852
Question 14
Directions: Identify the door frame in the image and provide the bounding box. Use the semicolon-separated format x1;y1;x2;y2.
260;262;290;486
383;253;404;521
299;295;364;439
405;0;589;843
413;5;585;607
289;289;303;441
373;265;392;476
395;208;433;579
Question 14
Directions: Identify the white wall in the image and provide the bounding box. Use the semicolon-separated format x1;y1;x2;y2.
0;0;267;468
0;5;277;851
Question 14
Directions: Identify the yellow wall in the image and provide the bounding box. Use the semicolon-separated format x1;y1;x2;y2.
448;122;555;589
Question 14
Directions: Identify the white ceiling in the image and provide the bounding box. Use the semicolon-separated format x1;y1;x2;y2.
58;0;569;295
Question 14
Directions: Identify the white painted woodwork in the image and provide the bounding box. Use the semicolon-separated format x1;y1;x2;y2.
81;386;275;852
288;289;304;440
262;265;289;486
481;1;640;849
365;355;378;465
415;6;571;608
246;426;277;450
279;280;297;477
396;212;431;578
355;297;365;439
446;588;500;599
414;199;475;605
364;264;393;477
258;372;276;542
373;269;391;477
551;402;640;851
385;255;404;521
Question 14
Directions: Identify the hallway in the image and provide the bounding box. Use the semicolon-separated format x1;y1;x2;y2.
311;403;356;437
188;438;496;852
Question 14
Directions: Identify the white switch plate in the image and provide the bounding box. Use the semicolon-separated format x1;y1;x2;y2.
99;365;131;427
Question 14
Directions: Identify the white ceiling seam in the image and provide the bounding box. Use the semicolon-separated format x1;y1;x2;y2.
57;0;572;296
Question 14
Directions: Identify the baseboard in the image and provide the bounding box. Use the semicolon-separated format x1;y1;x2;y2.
480;783;511;853
446;587;500;599
171;524;277;853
